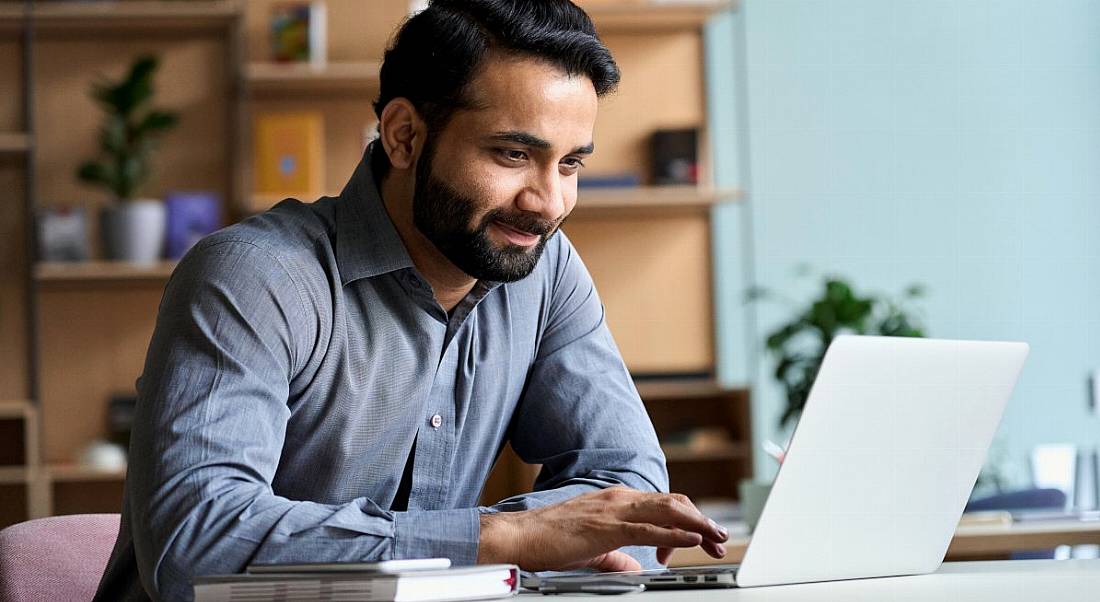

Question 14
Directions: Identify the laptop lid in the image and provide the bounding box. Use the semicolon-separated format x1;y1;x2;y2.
736;335;1028;587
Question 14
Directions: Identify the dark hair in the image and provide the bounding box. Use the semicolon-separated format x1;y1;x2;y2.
370;0;620;177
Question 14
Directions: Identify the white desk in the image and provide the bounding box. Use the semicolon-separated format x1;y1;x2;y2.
542;559;1100;601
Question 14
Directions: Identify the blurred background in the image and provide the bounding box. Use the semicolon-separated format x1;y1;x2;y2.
0;0;1097;560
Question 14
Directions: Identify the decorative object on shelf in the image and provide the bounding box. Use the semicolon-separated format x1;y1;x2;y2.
748;271;927;428
78;439;128;473
270;1;327;66
253;111;325;200
577;172;643;189
36;205;89;262
77;55;179;264
650;127;698;185
165;191;222;260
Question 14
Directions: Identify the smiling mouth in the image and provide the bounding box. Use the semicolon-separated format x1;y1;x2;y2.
492;220;542;247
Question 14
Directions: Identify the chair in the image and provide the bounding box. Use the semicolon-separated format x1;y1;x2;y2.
0;513;120;602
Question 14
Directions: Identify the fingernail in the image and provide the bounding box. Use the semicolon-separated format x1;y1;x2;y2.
708;518;728;538
717;543;727;556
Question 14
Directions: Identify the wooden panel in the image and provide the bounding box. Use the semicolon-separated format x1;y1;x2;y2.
37;285;163;463
0;164;29;402
36;261;177;283
244;0;408;63
564;214;713;374
34;36;230;253
588;32;706;182
0;484;28;530
0;39;23;131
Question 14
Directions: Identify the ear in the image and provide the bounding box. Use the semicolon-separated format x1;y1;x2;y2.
378;98;426;170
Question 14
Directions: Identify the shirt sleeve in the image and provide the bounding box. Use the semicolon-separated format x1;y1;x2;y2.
128;240;481;601
491;234;670;568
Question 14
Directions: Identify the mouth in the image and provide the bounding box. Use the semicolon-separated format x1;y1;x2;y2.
491;220;542;247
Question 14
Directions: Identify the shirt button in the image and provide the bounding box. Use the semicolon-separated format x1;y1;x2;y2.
430;414;443;429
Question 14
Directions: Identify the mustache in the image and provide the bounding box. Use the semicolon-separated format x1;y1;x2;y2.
484;209;565;237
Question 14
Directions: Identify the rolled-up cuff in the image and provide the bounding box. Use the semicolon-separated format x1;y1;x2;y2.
392;507;482;566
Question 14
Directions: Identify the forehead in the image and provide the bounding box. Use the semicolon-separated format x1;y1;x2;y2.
446;53;599;144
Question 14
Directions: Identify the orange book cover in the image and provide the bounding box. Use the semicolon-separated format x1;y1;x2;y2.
253;111;324;198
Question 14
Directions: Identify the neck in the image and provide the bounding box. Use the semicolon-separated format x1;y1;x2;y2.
379;168;476;312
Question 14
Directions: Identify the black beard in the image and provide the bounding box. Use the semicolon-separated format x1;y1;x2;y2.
412;143;562;283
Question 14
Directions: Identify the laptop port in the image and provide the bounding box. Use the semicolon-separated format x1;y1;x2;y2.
684;576;698;583
705;576;718;582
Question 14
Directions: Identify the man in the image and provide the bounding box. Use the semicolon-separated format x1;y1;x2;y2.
95;1;727;599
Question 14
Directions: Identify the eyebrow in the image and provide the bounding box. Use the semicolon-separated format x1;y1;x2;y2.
488;131;594;155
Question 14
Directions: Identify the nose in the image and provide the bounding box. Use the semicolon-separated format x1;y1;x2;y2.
516;165;566;221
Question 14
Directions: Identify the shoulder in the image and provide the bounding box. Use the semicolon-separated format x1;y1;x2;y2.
173;198;337;304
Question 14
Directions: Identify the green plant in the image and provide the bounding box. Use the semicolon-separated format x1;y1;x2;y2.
77;55;179;201
748;273;927;428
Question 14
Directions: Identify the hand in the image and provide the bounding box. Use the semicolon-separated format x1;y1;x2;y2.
477;487;728;572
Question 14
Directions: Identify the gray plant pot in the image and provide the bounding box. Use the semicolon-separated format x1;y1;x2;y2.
101;199;166;263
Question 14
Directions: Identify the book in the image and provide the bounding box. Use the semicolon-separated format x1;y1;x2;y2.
253;111;325;199
271;1;328;66
193;564;520;602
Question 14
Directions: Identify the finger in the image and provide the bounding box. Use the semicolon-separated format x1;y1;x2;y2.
700;539;727;559
620;523;703;549
587;550;642;573
671;493;729;543
621;494;725;542
656;546;673;566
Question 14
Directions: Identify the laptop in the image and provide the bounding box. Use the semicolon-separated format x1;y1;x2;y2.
530;335;1029;590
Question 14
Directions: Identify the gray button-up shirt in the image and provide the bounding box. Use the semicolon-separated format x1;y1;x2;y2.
95;156;669;601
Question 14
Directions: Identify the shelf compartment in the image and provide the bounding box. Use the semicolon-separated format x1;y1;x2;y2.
35;261;177;284
586;1;736;33
0;1;241;34
247;61;382;94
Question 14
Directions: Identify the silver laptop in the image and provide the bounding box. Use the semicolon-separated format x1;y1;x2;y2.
532;335;1029;590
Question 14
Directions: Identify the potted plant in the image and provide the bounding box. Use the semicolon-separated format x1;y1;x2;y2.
77;55;179;263
749;273;927;429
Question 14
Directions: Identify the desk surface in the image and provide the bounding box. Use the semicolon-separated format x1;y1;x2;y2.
539;559;1100;601
671;518;1100;566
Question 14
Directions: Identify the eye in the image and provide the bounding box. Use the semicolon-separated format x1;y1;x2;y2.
560;157;586;174
497;148;529;163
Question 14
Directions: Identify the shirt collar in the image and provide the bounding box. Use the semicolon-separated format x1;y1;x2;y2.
336;154;415;285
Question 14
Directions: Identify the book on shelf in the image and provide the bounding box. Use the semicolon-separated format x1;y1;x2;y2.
271;1;328;66
193;563;520;602
253;111;325;200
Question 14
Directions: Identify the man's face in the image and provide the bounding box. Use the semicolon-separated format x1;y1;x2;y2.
411;54;599;282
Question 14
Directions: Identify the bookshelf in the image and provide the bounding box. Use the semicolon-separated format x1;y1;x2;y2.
1;0;750;526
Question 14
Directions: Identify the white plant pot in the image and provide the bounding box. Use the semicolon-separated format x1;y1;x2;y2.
101;199;167;263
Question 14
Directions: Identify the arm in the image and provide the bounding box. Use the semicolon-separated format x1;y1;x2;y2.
476;235;725;570
128;240;480;600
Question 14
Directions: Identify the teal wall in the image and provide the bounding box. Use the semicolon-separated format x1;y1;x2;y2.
707;0;1100;483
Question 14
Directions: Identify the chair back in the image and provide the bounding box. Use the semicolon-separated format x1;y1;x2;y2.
0;514;120;602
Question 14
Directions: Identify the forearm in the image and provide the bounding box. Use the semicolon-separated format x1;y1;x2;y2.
140;479;484;599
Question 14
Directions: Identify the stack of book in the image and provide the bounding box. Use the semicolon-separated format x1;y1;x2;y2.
193;558;519;602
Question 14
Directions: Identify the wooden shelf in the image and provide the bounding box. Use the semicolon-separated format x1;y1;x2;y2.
0;466;34;485
45;464;126;483
35;261;177;284
247;61;382;94
586;1;735;33
662;442;747;462
0;400;33;419
0;1;241;35
0;133;31;154
635;378;746;401
575;186;740;216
